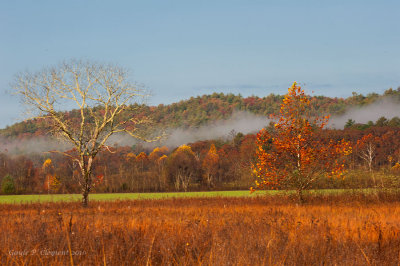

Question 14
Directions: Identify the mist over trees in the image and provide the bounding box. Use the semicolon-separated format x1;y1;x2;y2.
2;86;400;140
2;121;400;195
1;84;400;195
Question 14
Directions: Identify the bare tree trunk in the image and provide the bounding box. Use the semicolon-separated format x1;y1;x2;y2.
297;189;304;204
80;157;93;207
82;189;89;207
81;171;92;207
205;173;213;189
371;172;377;188
175;172;181;191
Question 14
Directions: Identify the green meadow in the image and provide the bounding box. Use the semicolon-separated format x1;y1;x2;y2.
0;189;387;204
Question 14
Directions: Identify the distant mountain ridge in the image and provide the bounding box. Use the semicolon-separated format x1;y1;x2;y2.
1;88;400;139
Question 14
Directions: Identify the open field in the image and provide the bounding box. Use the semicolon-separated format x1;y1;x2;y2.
0;189;390;204
1;192;400;265
0;191;256;204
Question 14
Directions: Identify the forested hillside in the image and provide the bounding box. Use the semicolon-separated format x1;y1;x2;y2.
2;87;400;138
2;87;400;194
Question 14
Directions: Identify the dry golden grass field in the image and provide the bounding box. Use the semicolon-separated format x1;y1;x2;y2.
1;193;400;265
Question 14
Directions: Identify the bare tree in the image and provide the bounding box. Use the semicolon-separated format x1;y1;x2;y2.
359;142;376;173
357;134;377;187
13;60;158;206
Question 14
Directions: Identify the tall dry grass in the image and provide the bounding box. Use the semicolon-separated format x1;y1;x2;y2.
1;193;400;265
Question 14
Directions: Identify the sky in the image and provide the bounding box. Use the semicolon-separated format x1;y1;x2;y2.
1;0;399;129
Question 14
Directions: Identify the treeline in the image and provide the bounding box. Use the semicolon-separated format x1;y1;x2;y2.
2;87;400;138
345;116;400;130
2;123;400;194
0;133;256;194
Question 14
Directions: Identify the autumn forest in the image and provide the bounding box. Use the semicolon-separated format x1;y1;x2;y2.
1;86;400;195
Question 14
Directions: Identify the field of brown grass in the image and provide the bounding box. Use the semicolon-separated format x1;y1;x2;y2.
1;193;400;265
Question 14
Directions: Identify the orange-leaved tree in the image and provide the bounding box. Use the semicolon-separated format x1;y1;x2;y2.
252;82;352;202
166;145;198;191
202;144;219;188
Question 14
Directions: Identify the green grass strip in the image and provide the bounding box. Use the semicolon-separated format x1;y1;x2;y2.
0;188;390;204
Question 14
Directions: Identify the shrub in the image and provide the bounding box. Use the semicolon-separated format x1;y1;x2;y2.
1;175;16;195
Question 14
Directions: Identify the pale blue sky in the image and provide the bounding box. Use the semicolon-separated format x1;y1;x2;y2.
1;0;399;128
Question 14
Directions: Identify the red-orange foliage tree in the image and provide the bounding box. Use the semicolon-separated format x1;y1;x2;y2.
252;82;352;201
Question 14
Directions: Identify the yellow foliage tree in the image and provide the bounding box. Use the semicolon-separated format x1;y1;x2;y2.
149;146;169;161
167;145;198;191
202;144;219;188
42;159;60;193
